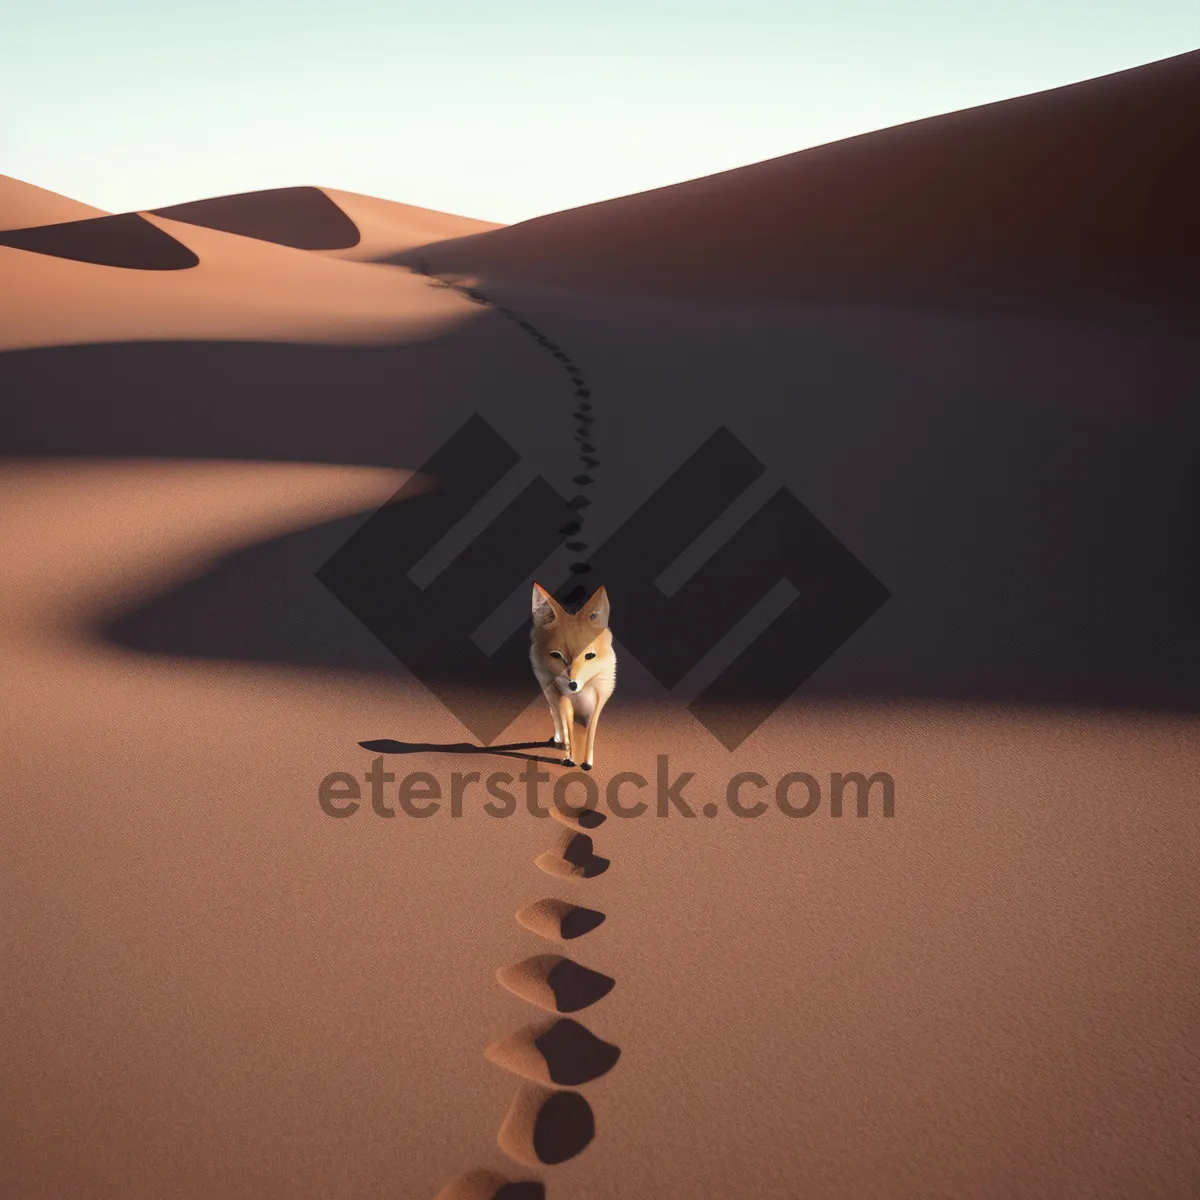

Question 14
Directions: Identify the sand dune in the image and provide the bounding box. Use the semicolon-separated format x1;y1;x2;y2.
152;186;363;250
0;181;499;352
146;183;501;261
0;211;474;352
2;48;1198;1200
320;187;502;261
393;49;1200;313
0;173;107;230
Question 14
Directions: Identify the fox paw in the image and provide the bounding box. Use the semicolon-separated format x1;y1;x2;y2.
548;737;564;747
581;763;592;771
562;758;576;768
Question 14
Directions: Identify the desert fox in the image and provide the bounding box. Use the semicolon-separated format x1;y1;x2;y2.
530;582;617;770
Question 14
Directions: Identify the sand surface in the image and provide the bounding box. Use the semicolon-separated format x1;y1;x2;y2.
2;51;1198;1200
0;210;478;353
0;174;107;230
319;188;502;261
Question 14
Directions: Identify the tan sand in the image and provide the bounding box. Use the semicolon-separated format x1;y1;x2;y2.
485;1016;619;1088
319;187;502;262
143;185;499;261
0;451;1196;1197
514;899;606;943
433;1167;542;1199
2;48;1198;1200
0;174;107;230
0;211;475;352
484;1019;559;1086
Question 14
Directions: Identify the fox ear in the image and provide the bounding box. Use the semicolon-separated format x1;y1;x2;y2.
531;582;561;626
583;585;610;629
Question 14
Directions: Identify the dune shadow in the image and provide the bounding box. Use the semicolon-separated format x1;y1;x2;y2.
103;506;410;674
0;212;199;270
0;337;489;467
7;314;1197;720
152;186;361;251
94;467;1200;723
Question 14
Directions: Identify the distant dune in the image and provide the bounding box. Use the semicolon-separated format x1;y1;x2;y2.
392;49;1200;313
0;174;106;230
318;188;502;261
0;181;502;349
152;186;363;250
0;210;474;352
149;184;501;260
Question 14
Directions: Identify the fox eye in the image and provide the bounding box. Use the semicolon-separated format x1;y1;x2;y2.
585;652;596;660
551;651;566;662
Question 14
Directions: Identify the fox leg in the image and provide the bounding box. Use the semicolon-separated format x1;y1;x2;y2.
541;686;565;747
557;694;577;766
581;693;609;771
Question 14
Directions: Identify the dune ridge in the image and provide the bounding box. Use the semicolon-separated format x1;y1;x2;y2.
320;188;502;261
0;182;504;352
151;186;362;250
0;211;475;352
0;174;107;231
142;184;502;260
388;49;1200;312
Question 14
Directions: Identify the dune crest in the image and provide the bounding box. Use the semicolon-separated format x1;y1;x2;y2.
0;174;107;231
321;187;502;261
0;212;476;352
142;183;502;261
389;48;1200;312
152;185;362;250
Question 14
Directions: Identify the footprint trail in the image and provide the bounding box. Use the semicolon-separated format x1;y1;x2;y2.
408;262;599;609
411;264;620;1197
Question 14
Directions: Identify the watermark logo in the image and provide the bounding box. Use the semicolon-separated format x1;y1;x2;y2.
318;755;896;821
316;415;889;749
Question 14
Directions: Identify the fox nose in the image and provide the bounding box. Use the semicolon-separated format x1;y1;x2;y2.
568;679;579;692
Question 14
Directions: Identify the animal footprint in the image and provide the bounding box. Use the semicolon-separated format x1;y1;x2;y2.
515;898;606;942
486;1017;620;1086
497;955;615;1014
498;1085;595;1167
535;832;610;879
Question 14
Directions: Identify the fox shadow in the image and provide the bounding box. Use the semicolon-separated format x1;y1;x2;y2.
359;738;561;764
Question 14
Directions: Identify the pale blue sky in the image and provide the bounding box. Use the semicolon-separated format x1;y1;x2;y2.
3;1;1197;224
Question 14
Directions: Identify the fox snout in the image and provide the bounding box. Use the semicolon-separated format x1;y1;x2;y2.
567;679;580;692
